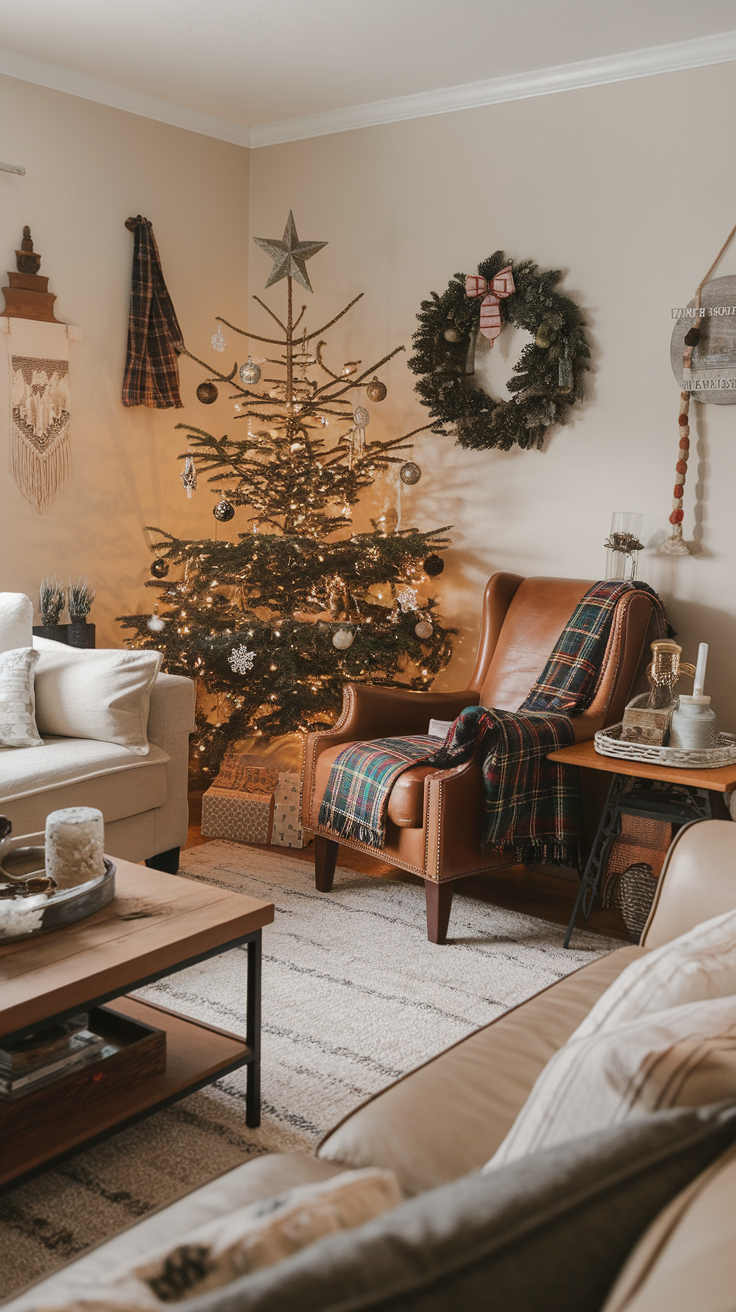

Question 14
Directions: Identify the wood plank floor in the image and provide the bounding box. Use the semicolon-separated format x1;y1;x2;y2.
185;798;630;944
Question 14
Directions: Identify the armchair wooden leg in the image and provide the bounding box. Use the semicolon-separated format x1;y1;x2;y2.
425;879;453;945
315;836;339;892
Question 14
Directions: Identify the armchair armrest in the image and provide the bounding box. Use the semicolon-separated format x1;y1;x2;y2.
327;684;477;743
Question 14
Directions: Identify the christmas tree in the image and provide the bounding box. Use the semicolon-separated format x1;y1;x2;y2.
119;213;454;786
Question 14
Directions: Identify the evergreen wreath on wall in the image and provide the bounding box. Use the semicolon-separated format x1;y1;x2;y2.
408;250;590;452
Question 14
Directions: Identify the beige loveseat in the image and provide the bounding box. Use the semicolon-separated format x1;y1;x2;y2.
0;594;195;872
6;819;736;1311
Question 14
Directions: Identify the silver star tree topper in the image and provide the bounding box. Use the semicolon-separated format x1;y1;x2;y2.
253;211;327;293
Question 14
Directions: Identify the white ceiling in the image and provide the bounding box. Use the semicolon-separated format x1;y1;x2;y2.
0;0;735;140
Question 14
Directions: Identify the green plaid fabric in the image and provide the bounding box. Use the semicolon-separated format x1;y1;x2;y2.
122;216;183;409
319;581;668;862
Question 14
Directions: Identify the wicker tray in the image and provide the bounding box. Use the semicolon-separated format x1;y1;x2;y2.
594;723;736;769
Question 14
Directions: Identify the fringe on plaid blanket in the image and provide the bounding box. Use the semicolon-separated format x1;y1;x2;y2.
122;216;183;408
319;581;669;863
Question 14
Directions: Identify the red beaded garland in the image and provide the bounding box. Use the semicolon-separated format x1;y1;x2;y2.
673;483;684;497
678;413;689;426
669;508;684;524
678;436;690;451
676;459;687;475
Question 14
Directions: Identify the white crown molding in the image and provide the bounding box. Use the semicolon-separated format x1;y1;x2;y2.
0;47;252;147
250;29;736;147
1;30;735;152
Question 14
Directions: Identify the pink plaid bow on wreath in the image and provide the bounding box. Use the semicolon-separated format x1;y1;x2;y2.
465;266;515;345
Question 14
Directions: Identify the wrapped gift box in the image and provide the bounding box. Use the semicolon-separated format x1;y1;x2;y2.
214;750;279;794
271;771;312;849
201;786;274;845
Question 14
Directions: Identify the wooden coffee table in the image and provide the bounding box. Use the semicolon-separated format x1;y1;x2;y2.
0;858;274;1192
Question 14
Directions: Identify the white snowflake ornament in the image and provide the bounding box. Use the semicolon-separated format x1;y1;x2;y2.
229;644;256;674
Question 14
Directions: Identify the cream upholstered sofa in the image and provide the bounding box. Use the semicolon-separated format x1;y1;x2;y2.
0;593;195;872
6;819;736;1312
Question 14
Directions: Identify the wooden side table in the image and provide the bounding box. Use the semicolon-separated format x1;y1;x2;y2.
548;740;736;948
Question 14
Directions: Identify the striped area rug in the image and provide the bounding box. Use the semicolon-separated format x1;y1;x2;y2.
0;842;619;1299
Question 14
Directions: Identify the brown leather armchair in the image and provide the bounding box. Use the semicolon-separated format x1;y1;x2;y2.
302;574;660;944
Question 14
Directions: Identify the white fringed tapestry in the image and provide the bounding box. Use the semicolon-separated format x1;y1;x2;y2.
1;318;80;514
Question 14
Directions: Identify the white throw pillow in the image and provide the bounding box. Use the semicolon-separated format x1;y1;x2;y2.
486;994;736;1171
0;592;33;653
572;907;736;1043
33;639;162;755
25;1168;403;1309
0;647;43;747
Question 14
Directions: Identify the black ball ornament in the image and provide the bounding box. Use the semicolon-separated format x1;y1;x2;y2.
423;553;445;577
213;498;235;522
197;380;218;404
150;558;169;579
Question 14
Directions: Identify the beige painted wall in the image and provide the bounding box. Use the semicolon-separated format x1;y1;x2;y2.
249;61;736;730
0;74;249;646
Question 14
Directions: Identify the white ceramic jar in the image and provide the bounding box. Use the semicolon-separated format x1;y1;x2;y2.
669;695;717;750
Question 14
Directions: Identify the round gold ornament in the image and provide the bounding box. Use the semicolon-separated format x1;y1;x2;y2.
366;377;387;402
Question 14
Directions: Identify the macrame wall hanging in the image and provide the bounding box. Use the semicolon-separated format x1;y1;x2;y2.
1;227;81;514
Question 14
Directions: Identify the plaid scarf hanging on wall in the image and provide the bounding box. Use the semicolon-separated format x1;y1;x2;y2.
122;216;183;408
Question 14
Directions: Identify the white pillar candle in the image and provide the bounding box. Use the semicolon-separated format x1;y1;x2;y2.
45;807;105;889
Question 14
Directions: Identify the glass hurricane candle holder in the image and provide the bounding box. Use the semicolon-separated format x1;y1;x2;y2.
604;511;644;582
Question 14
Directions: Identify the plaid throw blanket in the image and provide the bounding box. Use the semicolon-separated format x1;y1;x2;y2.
122;216;183;409
319;581;668;864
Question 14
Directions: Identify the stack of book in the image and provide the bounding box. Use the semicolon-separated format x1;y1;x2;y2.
0;1014;106;1099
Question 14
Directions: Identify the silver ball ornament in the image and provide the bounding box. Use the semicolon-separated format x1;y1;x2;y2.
332;628;354;651
213;499;235;522
239;355;262;385
415;620;433;639
400;462;422;486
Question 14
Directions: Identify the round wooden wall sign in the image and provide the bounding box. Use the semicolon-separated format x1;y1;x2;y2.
670;274;736;405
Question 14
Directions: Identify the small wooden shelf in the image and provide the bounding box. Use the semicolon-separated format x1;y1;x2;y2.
0;996;251;1189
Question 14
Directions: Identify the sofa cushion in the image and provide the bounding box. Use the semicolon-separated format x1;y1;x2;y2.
3;1156;346;1312
33;639;162;755
0;738;168;833
602;1141;736;1312
0;647;42;747
489;994;736;1170
318;945;643;1195
73;1103;736;1312
573;906;736;1042
0;592;33;653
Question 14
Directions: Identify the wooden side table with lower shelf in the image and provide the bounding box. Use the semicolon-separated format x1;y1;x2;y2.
0;859;274;1193
548;740;736;949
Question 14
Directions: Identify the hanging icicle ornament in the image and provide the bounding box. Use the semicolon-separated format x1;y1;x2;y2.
348;405;369;469
211;324;226;353
180;454;197;498
228;645;256;673
557;343;573;394
239;355;262;385
147;604;165;633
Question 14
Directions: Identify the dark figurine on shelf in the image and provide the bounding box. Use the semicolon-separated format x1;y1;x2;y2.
16;226;42;276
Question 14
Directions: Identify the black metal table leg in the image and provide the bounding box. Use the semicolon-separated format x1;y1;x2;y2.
245;930;262;1127
564;774;627;949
